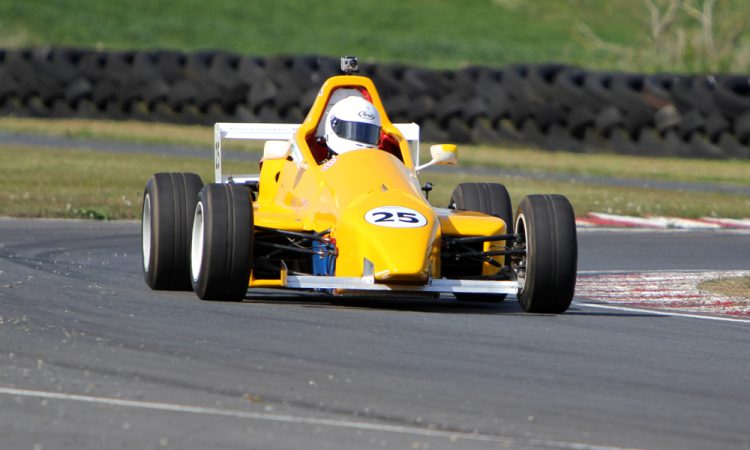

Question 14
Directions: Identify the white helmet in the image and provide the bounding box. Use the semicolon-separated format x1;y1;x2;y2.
324;96;381;155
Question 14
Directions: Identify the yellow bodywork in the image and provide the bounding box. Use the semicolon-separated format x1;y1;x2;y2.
250;75;508;285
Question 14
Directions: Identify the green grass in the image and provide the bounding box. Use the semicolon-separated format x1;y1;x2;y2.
0;0;631;69
2;0;748;72
0;146;212;220
2;117;748;187
1;117;748;221
462;145;750;186
2;143;748;221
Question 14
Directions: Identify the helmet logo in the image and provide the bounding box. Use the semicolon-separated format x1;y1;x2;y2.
358;110;375;120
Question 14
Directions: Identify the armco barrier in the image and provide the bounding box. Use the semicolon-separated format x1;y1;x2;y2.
1;47;748;159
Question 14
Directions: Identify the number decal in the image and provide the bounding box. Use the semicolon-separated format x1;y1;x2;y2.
372;212;394;222
397;212;419;223
365;207;427;228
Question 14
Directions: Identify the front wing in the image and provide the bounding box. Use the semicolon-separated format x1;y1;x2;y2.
252;269;518;295
288;276;518;294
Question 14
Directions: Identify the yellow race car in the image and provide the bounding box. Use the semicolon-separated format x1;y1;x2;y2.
141;57;577;313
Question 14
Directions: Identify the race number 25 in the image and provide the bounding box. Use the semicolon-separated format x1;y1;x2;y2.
365;206;427;228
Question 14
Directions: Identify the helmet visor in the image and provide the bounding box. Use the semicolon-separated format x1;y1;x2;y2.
330;118;381;146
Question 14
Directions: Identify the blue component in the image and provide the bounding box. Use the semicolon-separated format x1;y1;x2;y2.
312;241;336;276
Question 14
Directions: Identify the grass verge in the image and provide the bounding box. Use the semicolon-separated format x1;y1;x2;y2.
0;146;212;220
699;276;750;300
2;145;748;220
2;118;749;186
463;145;750;187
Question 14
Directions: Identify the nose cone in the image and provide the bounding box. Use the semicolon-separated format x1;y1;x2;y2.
337;191;438;282
319;150;438;282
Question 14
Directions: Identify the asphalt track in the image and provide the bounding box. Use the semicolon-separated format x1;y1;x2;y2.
1;219;749;450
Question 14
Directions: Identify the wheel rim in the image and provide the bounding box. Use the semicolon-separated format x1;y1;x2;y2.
514;213;528;293
190;201;205;283
142;194;151;272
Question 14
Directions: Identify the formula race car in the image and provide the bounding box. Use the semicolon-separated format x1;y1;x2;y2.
141;57;577;313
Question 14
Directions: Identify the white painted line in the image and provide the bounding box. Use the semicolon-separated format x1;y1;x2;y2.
577;227;750;235
578;269;743;275
575;219;599;228
575;302;750;324
0;387;635;450
655;217;722;230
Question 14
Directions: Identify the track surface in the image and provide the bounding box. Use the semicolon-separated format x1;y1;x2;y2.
1;219;749;449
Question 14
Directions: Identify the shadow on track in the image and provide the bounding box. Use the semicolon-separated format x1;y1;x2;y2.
242;292;657;317
243;291;520;315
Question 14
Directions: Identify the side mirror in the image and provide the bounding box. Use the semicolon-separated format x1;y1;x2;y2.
430;144;458;165
415;144;458;172
262;140;291;161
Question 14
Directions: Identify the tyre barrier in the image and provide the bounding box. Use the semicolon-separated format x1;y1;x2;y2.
1;47;749;159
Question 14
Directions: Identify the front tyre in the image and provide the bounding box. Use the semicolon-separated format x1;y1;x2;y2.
514;195;577;313
190;183;254;301
142;172;203;290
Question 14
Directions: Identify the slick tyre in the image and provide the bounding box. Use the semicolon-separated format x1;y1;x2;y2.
142;172;204;290
190;183;254;301
449;183;513;302
449;182;513;233
514;195;577;313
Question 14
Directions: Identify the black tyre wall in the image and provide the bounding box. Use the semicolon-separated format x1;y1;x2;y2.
0;47;749;158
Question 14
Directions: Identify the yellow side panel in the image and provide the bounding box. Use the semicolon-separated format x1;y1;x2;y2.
439;211;509;276
439;211;506;236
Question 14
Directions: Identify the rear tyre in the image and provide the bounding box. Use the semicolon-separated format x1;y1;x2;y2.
142;172;204;290
190;183;254;301
448;182;513;302
514;195;577;313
